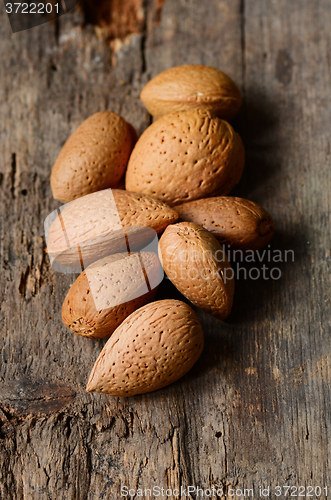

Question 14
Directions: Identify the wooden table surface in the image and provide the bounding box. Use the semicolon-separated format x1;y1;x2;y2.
0;0;330;498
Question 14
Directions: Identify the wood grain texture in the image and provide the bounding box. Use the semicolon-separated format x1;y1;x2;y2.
0;0;330;498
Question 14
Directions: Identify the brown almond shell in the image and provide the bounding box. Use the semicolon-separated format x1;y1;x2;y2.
140;64;242;120
125;109;245;206
51;111;136;203
158;222;235;319
47;189;178;268
176;197;275;250
86;299;204;397
62;252;161;339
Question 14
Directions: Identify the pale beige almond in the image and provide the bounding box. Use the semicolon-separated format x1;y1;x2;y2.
86;299;204;397
51;111;137;203
140;65;242;120
125;109;245;206
62;252;162;339
158;222;235;319
46;189;178;268
176;197;275;250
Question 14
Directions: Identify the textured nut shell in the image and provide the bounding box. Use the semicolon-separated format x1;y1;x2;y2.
176;197;275;250
51;112;136;203
86;299;204;396
62;252;160;339
140;64;242;120
159;222;235;319
47;189;178;267
125;109;245;206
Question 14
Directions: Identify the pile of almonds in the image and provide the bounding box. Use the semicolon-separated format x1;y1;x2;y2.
47;65;275;397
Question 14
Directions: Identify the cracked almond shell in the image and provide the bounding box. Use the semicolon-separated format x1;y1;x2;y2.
62;252;161;339
125;109;245;206
50;111;137;203
176;197;275;250
86;299;204;397
47;189;178;268
140;64;242;120
158;222;235;319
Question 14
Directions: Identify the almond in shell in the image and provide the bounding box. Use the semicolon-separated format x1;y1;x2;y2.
140;64;242;120
86;299;204;396
46;189;178;268
158;222;235;319
125;109;245;206
176;197;275;250
62;252;162;339
50;111;137;203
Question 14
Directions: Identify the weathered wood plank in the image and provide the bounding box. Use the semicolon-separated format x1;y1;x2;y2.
0;0;330;498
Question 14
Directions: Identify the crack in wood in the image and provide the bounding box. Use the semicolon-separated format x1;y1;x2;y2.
53;17;60;45
240;0;246;105
10;153;16;199
0;381;76;418
18;265;30;297
155;0;167;24
140;0;151;74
